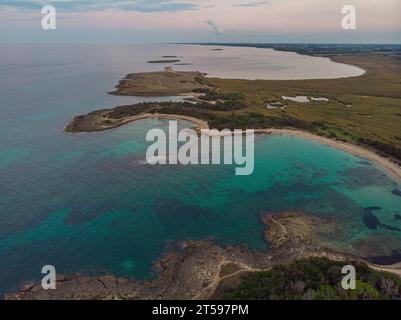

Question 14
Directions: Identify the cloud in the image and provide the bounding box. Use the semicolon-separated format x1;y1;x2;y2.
0;0;199;13
205;19;224;35
1;0;400;43
233;1;269;7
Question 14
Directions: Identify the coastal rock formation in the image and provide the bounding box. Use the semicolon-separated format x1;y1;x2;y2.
64;108;210;133
6;212;360;300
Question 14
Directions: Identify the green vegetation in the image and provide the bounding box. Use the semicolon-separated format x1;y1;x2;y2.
206;54;401;164
195;89;244;102
194;76;207;85
219;258;401;300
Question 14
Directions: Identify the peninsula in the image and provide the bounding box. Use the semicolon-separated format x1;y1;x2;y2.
66;53;401;179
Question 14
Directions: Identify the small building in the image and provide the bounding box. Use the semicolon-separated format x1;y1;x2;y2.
164;66;174;73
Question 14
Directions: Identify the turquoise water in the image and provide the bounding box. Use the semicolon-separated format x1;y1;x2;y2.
0;44;400;295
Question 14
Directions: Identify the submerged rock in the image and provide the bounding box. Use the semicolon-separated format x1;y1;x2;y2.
363;207;382;229
363;207;400;231
392;188;401;197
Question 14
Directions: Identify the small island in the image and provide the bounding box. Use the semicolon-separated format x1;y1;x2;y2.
147;59;181;64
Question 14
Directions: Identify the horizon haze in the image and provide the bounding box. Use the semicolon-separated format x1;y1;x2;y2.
0;0;400;44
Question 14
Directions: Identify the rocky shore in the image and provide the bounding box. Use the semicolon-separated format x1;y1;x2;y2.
65;111;209;133
7;212;400;300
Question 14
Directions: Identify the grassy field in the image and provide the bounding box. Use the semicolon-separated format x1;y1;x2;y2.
206;54;401;163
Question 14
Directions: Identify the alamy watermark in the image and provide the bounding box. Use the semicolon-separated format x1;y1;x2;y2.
41;5;56;30
41;265;56;290
145;121;255;176
341;265;356;290
40;4;356;32
341;5;357;30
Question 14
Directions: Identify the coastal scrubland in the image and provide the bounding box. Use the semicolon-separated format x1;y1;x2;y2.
216;257;401;300
207;54;401;164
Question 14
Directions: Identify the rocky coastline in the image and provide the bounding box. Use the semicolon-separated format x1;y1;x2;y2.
6;212;401;300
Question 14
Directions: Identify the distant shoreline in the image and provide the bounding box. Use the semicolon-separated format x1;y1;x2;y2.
177;43;367;80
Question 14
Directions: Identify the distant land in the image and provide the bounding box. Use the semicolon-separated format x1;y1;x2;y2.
147;59;181;64
188;43;401;56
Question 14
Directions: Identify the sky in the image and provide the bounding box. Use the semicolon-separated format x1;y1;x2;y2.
0;0;400;43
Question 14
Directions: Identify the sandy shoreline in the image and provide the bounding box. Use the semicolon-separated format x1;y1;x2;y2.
130;113;401;182
65;110;401;183
141;113;210;130
258;128;401;183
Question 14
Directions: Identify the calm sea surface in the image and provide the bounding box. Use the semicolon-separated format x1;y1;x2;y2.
0;44;398;295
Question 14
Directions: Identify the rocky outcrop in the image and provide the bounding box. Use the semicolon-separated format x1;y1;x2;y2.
5;212;395;300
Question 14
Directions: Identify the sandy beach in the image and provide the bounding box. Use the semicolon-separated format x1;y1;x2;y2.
65;109;401;183
141;113;210;131
139;114;401;182
259;128;401;183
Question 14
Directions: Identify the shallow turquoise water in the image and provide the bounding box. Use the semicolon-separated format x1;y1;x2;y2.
0;44;400;295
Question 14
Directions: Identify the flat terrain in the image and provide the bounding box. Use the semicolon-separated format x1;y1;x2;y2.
109;71;213;96
206;54;401;163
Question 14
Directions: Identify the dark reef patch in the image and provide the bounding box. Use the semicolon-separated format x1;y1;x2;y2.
65;203;118;225
392;188;401;197
153;197;213;226
363;207;382;229
363;207;401;231
340;166;391;189
312;170;327;180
